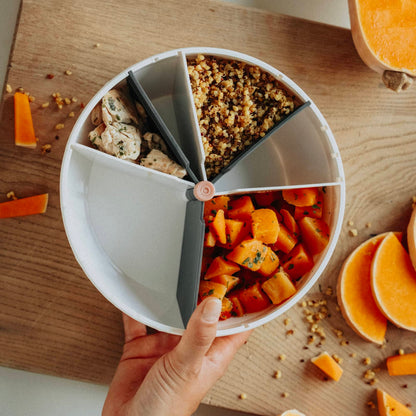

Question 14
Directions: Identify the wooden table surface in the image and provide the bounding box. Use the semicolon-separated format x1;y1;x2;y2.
1;1;415;415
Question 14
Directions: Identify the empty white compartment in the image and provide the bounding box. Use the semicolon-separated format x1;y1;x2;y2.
60;48;345;336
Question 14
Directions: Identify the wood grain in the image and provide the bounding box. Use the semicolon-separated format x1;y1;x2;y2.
1;0;415;415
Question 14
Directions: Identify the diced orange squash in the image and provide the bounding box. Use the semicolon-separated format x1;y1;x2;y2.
282;188;318;207
258;247;280;277
201;248;215;276
371;232;416;332
228;196;255;220
217;219;250;249
237;281;271;313
14;92;37;148
271;223;297;254
226;239;267;271
211;209;226;244
377;388;413;416
298;217;330;255
229;295;245;317
283;244;314;280
220;297;233;320
204;228;216;247
203;195;230;218
387;352;416;376
294;192;323;220
199;280;227;301
336;233;393;345
261;269;296;305
311;351;343;381
211;274;240;293
254;191;277;207
204;256;240;280
280;208;300;237
0;193;48;218
251;208;280;244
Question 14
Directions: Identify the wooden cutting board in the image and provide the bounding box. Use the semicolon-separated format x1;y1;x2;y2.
1;1;415;415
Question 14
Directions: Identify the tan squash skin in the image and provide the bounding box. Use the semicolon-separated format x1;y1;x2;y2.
407;205;416;272
348;0;415;92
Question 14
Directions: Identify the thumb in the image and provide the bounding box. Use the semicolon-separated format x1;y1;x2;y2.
173;297;222;369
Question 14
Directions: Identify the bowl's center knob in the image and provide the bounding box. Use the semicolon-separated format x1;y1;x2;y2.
193;181;215;202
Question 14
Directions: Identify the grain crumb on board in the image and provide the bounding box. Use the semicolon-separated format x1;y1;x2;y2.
68;111;75;118
398;348;405;355
239;393;247;400
283;318;290;326
349;228;358;237
366;400;376;409
365;222;372;228
363;357;371;365
332;354;343;364
94;43;100;48
350;352;357;358
41;102;50;108
273;370;282;379
55;123;65;130
6;84;12;93
286;329;294;336
6;191;18;200
363;369;378;385
347;220;354;226
281;392;289;398
325;286;333;296
46;73;55;79
64;69;72;75
28;95;35;102
278;354;286;361
41;144;52;154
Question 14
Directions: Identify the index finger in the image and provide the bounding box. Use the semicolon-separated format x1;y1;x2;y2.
122;313;147;343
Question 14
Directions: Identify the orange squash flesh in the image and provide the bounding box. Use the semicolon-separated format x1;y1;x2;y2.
311;351;343;381
371;232;416;332
280;411;306;416
0;193;49;218
337;233;396;344
377;388;413;416
386;352;416;376
204;256;240;280
14;92;37;148
251;208;279;244
352;0;416;76
261;269;296;305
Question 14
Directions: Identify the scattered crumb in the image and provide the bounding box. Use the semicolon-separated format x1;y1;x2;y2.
55;135;60;140
325;286;333;296
349;229;358;237
64;97;71;105
332;354;343;364
366;401;376;409
350;352;357;358
94;43;100;48
68;111;75;118
46;73;55;79
65;69;72;75
273;370;282;379
363;357;371;366
71;97;78;103
363;369;376;380
365;222;372;228
398;349;405;355
239;393;247;400
6;84;12;93
307;335;315;345
281;392;289;398
41;102;50;108
55;123;65;130
283;318;290;326
286;329;294;336
6;191;18;200
28;95;35;102
347;220;354;226
278;354;286;361
340;340;349;347
333;329;343;338
402;384;408;389
17;87;24;93
41;144;52;154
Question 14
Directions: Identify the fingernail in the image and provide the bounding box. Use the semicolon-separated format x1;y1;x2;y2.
202;297;222;323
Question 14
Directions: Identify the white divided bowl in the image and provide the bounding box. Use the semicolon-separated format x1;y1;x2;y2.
60;48;345;336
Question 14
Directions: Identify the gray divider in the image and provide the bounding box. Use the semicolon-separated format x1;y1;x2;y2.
127;71;199;183
176;199;205;327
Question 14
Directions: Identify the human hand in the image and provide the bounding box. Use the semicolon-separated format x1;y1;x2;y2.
103;297;252;416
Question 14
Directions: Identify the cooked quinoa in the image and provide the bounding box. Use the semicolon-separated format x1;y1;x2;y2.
188;54;296;179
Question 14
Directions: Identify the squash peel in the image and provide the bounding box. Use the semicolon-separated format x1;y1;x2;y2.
336;233;400;344
407;204;416;272
280;411;306;416
371;232;416;332
377;388;413;416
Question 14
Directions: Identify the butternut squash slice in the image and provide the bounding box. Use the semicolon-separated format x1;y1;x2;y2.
377;388;413;416
407;204;416;272
371;232;416;332
348;0;416;92
0;193;49;218
336;233;401;344
311;351;343;381
386;352;416;376
14;92;37;148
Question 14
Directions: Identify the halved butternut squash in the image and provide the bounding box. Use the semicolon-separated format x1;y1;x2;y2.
376;388;413;416
371;232;416;332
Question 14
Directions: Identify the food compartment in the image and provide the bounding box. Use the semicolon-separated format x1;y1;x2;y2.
202;185;343;334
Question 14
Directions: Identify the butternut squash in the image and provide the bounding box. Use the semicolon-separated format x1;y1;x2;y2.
349;0;416;92
229;294;245;317
0;193;48;218
220;297;233;320
199;280;227;301
210;274;240;293
337;233;395;344
271;223;297;254
282;244;314;280
251;208;279;244
376;388;413;416
298;216;330;255
204;256;240;280
228;195;255;220
386;352;416;376
280;411;306;416
261;269;296;305
14;92;37;148
371;232;416;332
311;351;343;381
211;209;226;244
226;239;267;271
258;247;280;277
237;281;271;313
408;204;416;272
203;195;230;218
282;188;318;207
